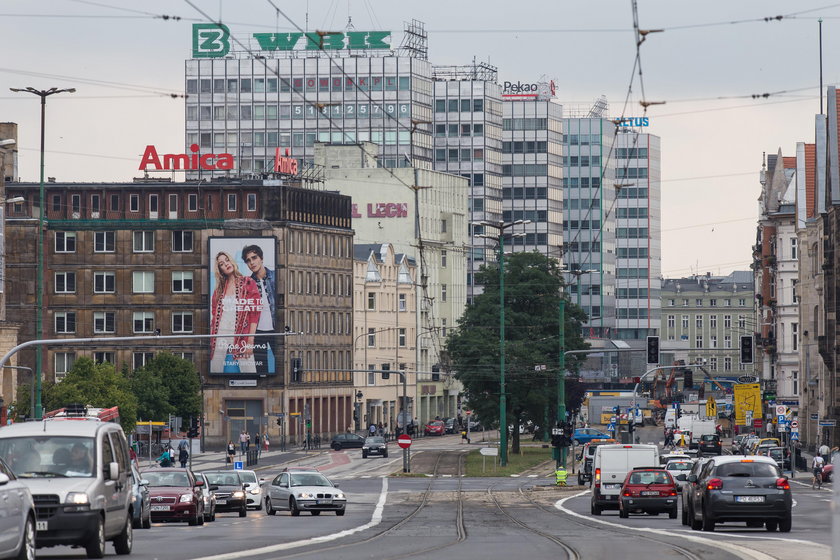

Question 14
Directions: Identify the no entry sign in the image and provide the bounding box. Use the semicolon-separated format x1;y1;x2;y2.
397;434;412;449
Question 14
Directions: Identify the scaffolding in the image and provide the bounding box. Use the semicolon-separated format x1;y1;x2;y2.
399;19;428;60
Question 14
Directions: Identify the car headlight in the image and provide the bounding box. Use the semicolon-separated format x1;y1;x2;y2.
249;488;261;495
334;493;345;500
179;494;193;503
232;491;245;498
297;492;314;499
66;492;90;505
362;446;369;450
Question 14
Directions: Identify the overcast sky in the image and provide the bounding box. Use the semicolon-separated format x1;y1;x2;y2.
2;0;838;278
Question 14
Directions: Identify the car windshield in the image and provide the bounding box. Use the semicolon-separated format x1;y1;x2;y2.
715;462;780;477
0;435;95;478
204;472;240;486
143;471;190;487
365;437;385;444
769;449;783;460
666;462;693;471
628;471;670;485
701;435;717;441
290;473;332;487
238;471;257;483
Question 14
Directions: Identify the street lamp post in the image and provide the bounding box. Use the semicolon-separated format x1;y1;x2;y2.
9;86;76;420
3;365;34;419
475;219;530;468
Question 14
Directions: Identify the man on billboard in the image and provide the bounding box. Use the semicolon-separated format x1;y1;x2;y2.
243;244;276;375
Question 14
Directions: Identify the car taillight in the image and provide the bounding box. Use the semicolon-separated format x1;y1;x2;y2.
706;478;723;490
664;489;677;496
594;468;601;487
776;477;790;490
622;490;631;497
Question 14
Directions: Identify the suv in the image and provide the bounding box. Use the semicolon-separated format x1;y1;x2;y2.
330;433;365;450
0;418;134;558
698;434;722;456
687;455;792;532
681;457;711;526
0;456;36;560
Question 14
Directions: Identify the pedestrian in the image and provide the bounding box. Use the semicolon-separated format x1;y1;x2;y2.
239;431;248;454
157;447;172;468
255;433;262;455
263;434;270;452
461;429;470;445
246;432;252;451
820;442;831;465
178;447;189;468
178;438;188;451
377;422;384;436
226;440;236;464
169;445;176;463
369;423;377;437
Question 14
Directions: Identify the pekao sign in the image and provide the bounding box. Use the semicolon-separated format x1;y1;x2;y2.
192;23;391;58
139;144;234;171
502;80;556;100
351;202;409;219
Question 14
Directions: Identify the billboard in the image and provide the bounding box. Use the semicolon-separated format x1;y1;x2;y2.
733;383;761;425
208;237;278;376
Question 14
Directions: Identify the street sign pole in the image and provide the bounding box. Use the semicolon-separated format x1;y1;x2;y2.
397;434;412;473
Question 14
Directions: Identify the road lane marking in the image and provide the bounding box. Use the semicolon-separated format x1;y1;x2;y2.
667;527;831;548
189;478;389;560
554;491;781;560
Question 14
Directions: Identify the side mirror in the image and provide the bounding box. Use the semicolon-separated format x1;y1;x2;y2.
195;479;205;487
687;474;697;483
210;485;219;492
0;473;9;486
259;478;266;484
333;483;340;488
140;479;150;486
676;474;687;481
108;462;119;481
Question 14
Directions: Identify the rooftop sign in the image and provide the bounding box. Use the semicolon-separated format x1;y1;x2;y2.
502;80;556;100
192;23;391;58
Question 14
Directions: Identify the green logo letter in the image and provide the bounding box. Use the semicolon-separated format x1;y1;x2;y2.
192;23;231;58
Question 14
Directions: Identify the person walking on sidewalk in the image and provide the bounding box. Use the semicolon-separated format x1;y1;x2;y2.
820;442;831;466
226;441;236;464
263;435;270;453
178;446;189;468
239;431;248;454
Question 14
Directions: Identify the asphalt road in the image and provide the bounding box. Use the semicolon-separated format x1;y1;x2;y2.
32;432;833;560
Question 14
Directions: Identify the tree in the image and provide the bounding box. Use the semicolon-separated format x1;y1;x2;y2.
446;251;589;454
130;353;201;423
43;358;138;432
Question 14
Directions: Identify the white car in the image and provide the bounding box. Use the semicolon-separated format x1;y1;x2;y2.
237;470;265;510
659;452;691;466
664;460;694;489
0;456;36;560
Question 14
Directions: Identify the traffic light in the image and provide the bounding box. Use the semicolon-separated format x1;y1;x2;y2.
646;336;660;364
740;335;754;364
381;363;390;380
291;357;303;382
187;418;200;438
431;364;441;382
613;405;621;416
276;417;282;426
683;368;693;389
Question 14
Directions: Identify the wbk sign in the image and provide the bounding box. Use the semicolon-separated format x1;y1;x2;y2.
192;24;391;58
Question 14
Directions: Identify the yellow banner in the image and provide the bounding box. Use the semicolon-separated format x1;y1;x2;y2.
706;397;717;418
734;383;761;425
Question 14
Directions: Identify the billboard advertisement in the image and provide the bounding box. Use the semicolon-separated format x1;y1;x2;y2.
208;237;277;376
733;383;761;425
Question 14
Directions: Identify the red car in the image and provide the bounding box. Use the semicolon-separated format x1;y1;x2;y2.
424;421;445;436
619;467;679;519
141;468;206;525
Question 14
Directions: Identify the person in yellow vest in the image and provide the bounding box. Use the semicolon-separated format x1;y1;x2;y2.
555;465;568;486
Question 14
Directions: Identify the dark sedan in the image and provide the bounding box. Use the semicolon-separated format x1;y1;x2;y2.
141;468;205;525
331;433;366;450
201;471;248;517
698;434;722;456
688;455;792;532
362;437;389;458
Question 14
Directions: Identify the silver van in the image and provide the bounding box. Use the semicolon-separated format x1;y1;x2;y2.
0;418;134;558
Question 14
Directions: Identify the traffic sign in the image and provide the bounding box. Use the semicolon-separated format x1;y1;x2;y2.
551;428;565;435
819;420;837;427
791;420;799;429
810;413;819;421
479;447;498;456
397;434;412;449
233;461;243;470
775;405;786;416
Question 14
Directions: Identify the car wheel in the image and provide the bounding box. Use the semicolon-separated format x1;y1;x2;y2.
619;507;628;519
669;507;678;519
142;507;151;529
362;452;368;459
779;516;792;533
701;506;715;532
266;497;276;516
765;520;778;532
591;501;601;516
336;508;345;516
311;510;321;516
573;439;581;446
239;507;247;518
681;504;688;525
290;498;301;516
690;505;702;531
255;500;263;512
331;443;341;451
198;508;205;525
16;515;35;560
85;517;106;559
383;452;388;458
189;510;200;526
113;515;133;555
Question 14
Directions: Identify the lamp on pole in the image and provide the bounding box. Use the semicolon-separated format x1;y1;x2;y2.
9;86;75;420
475;219;530;467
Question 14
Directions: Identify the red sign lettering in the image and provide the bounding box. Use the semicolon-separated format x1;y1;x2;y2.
273;148;299;175
139;144;234;171
351;203;408;219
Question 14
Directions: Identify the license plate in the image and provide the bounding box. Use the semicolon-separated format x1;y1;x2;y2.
36;521;48;531
216;499;226;505
316;499;332;505
735;496;765;503
151;505;171;511
604;483;621;489
641;491;659;496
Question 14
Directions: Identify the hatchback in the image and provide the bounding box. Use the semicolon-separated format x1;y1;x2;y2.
619;467;679;518
0;456;35;560
424;421;445;436
665;460;694;490
330;433;366;451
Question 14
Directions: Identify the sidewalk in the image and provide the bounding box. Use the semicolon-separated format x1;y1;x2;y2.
137;446;328;473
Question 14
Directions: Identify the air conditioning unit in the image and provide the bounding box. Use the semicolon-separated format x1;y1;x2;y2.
71;212;80;219
91;212;100;219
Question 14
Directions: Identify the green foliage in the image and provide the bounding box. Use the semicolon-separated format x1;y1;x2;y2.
130;353;201;423
446;251;589;452
43;358;138;432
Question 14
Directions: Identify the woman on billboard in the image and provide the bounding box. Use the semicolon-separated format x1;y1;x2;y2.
210;251;261;373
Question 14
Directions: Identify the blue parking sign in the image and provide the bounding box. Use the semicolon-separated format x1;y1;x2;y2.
234;461;243;470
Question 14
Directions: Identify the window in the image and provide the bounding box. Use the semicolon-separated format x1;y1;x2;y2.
695;298;703;307
132;271;154;293
724;357;732;371
129;194;139;212
172;312;193;333
172;271;193;293
168;194;177;214
791;237;797;260
149;194;159;213
792;322;798;351
133;231;154;252
709;357;718;371
724;299;731;307
91;194;100;214
793;370;799;395
94;231;115;253
94;312;115;333
682;299;689;307
442;284;447;302
55;352;76;379
399;328;406;347
399;293;407;311
367;292;376;310
94;272;115;293
54;272;76;293
738;315;746;329
724;335;732;349
724;315;731;328
172;231;193;252
709;299;717;307
133;352;154;370
55;232;76;253
695;335;703;349
681;315;689;329
738;298;746;306
442;318;448;338
710;315;717;329
110;194;119;212
71;194;80;214
441;250;447;268
367;328;376;347
668;299;675;306
695;315;703;329
133;312;155;333
94;352;114;364
55;312;76;334
51;195;61;212
188;193;198;211
667;315;675;328
710;335;717;348
227;193;237;211
247;193;257;211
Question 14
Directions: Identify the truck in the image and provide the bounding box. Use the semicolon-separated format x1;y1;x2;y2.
591;444;659;514
676;415;715;449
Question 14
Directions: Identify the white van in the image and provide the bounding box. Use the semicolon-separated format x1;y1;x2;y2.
591;444;659;514
664;408;677;429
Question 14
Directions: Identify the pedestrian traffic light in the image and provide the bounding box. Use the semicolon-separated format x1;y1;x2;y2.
740;335;754;364
683;368;693;389
381;363;390;380
646;336;660;364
